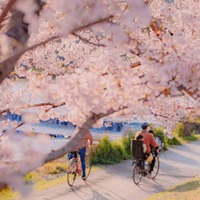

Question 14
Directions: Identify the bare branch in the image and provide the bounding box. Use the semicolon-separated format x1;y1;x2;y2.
177;84;199;100
0;0;16;26
129;44;144;57
131;61;141;69
14;121;25;129
0;102;66;117
0;122;25;139
72;32;106;47
74;15;113;33
150;111;169;119
44;102;66;112
0;108;9;115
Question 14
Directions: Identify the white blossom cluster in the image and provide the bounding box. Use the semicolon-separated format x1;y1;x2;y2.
0;0;199;192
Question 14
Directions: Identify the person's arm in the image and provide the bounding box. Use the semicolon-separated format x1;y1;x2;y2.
150;135;159;155
150;135;158;147
88;131;94;145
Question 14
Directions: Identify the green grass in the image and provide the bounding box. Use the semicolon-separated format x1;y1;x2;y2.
184;134;198;141
154;127;169;150
0;188;19;200
1;126;199;200
91;131;134;165
167;136;182;145
0;159;100;200
147;176;200;200
169;123;199;145
13;131;135;198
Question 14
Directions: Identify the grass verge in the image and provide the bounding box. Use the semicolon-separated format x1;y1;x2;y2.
0;157;100;200
147;176;200;200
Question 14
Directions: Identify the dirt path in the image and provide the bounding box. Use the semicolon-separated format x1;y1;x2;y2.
27;140;200;200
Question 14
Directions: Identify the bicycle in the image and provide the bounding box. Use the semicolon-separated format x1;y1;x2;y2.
131;140;160;185
132;152;160;184
66;148;93;186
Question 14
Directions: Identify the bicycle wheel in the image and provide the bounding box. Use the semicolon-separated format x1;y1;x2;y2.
133;164;142;184
67;159;77;186
152;156;160;179
85;153;92;179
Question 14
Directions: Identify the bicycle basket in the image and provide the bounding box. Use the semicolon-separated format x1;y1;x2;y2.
131;140;144;159
67;152;77;160
67;153;73;160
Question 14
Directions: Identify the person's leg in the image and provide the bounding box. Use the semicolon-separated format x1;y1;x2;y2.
73;152;78;159
149;156;156;173
142;153;149;170
79;147;86;178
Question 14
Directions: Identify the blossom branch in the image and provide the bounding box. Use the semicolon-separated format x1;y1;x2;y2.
0;15;113;84
0;35;59;83
0;108;9;115
177;85;199;100
45;106;127;163
130;61;141;69
0;102;66;116
0;0;16;26
0;0;46;83
0;122;25;139
0;105;127;190
72;32;106;47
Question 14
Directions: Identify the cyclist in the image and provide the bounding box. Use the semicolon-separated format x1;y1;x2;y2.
71;128;94;180
135;123;159;179
149;129;163;151
148;129;155;136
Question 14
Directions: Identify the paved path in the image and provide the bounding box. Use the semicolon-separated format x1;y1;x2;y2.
27;140;200;200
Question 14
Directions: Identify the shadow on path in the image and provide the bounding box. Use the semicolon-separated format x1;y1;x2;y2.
67;179;127;200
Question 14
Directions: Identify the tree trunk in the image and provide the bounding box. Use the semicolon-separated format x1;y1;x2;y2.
183;122;199;136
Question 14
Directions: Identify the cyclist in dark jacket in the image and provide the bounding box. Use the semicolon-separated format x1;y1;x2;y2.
135;123;159;179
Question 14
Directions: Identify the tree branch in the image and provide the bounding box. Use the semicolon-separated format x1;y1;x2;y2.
0;15;113;84
0;108;9;115
0;0;46;83
74;15;113;33
45;106;127;163
0;35;59;83
130;61;141;69
150;111;169;119
0;0;16;26
0;102;66;117
0;122;25;139
72;32;106;47
177;84;199;100
0;105;127;191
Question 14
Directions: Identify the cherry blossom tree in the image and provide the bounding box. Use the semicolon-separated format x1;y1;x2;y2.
0;0;199;192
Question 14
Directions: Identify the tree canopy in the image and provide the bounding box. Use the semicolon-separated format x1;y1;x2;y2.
0;0;199;192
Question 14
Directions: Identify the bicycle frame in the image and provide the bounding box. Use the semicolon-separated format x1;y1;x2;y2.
132;154;160;184
67;149;92;186
67;153;79;186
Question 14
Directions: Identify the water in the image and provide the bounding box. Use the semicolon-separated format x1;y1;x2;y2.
1;112;143;141
16;121;142;141
9;122;142;150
